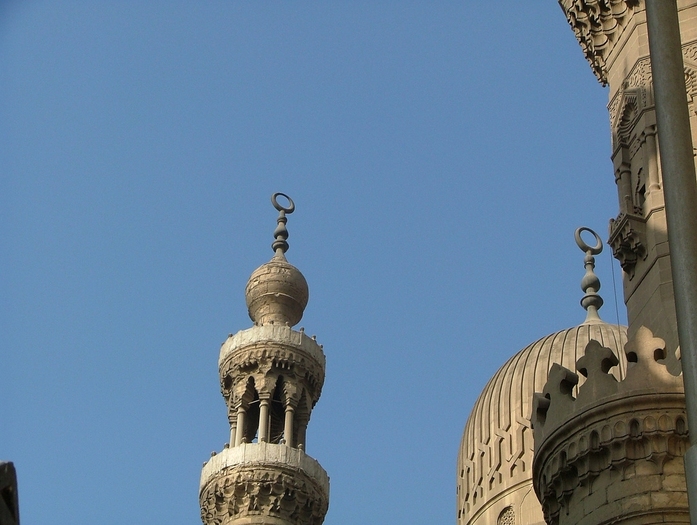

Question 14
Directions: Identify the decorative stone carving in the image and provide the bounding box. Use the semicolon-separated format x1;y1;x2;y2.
200;444;329;525
201;195;329;525
608;211;646;278
558;0;637;85
219;324;326;411
608;61;651;148
532;327;687;525
682;42;697;117
497;507;515;525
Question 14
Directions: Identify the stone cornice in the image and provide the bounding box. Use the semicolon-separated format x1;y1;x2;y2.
558;0;637;85
221;324;325;370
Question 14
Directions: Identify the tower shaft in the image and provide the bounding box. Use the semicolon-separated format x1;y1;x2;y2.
560;0;697;353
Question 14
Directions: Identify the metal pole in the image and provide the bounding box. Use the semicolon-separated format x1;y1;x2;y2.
645;1;697;521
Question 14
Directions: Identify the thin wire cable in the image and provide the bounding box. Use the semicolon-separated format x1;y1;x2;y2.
608;246;622;329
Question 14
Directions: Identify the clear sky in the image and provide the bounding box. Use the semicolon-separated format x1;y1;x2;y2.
1;3;627;524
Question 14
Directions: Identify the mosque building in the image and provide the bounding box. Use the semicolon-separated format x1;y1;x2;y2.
195;2;697;525
458;1;695;524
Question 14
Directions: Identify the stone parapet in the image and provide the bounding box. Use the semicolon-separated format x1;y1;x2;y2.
220;324;325;372
200;443;329;525
532;327;688;525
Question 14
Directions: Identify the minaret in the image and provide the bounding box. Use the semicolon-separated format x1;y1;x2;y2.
558;0;697;354
199;193;329;525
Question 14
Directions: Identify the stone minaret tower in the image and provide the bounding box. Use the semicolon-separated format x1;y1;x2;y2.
532;326;688;525
199;193;329;525
558;0;697;353
532;236;688;525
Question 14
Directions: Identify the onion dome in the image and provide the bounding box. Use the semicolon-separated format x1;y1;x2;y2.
245;193;309;327
456;228;628;525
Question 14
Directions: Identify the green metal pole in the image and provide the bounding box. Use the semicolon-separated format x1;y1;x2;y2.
645;1;697;522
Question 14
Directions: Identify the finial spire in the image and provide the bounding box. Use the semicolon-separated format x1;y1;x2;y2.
245;193;308;327
271;193;295;258
575;227;605;323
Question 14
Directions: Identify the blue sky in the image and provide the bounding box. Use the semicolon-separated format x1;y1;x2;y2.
1;3;626;524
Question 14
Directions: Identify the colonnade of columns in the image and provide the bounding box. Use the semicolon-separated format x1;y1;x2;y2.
229;400;302;449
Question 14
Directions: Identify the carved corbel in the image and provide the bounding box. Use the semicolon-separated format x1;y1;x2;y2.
256;374;279;398
608;212;646;279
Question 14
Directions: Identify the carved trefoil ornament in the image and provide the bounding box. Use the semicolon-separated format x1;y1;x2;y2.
608;59;652;133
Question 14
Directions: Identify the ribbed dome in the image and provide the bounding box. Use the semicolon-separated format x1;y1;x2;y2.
456;320;628;525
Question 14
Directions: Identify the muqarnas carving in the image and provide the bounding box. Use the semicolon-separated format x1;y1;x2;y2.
558;0;637;85
200;464;328;525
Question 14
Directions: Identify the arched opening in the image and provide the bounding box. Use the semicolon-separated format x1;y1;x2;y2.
242;377;260;444
269;376;286;443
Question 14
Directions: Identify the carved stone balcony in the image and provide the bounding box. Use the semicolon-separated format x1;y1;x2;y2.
200;443;329;525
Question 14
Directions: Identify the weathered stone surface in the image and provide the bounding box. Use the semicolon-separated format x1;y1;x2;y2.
201;200;328;525
219;324;325;408
200;443;329;525
219;324;326;449
558;0;637;85
245;256;308;328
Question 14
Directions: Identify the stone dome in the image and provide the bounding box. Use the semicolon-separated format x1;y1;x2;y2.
245;254;309;328
456;319;628;525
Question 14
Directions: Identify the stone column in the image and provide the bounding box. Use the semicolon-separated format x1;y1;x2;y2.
284;406;294;447
234;407;247;447
230;418;237;448
645;125;661;194
616;162;633;213
258;399;270;443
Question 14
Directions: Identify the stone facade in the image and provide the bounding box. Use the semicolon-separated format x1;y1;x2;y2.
456;3;696;525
